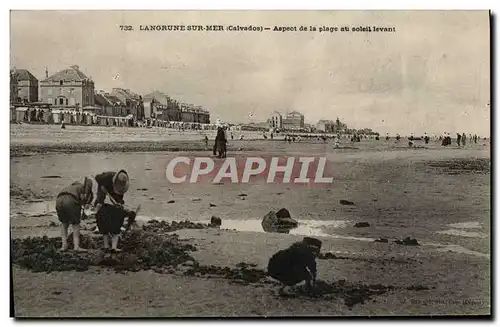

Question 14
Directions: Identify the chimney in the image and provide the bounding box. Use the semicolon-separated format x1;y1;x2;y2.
45;66;48;78
70;65;79;70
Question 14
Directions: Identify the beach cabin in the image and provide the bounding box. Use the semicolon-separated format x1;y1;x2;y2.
52;110;61;124
15;107;28;122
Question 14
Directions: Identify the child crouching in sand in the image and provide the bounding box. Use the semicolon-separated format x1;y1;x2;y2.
55;177;94;251
267;237;322;297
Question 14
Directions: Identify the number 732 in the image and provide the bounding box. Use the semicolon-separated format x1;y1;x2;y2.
120;25;133;31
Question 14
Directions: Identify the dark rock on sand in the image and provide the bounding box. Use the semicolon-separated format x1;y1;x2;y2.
374;238;388;243
210;216;222;227
209;203;217;207
262;209;298;233
276;208;292;219
167;200;175;204
41;175;62;179
340;200;355;205
137;188;148;191
394;237;420;246
354;222;370;228
238;193;248;197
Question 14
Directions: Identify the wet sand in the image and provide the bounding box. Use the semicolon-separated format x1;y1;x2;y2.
10;125;491;317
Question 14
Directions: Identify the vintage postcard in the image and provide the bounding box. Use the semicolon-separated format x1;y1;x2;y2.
9;10;491;318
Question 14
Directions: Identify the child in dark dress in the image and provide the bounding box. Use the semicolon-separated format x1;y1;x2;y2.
93;170;136;252
267;237;322;296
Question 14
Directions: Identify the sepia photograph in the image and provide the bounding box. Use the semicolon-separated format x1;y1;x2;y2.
9;9;491;318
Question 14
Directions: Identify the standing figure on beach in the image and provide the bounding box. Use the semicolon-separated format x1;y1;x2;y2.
204;135;208;149
461;133;467;146
93;170;136;252
456;133;461;146
213;127;228;158
267;237;322;297
424;133;430;144
55;177;94;251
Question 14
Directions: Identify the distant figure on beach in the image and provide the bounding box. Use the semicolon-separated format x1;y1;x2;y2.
474;134;478;144
456;133;461;146
267;237;322;297
204;135;208;149
396;134;401;141
231;132;234;140
61;121;66;129
93;170;135;252
461;133;466;146
424;133;430;144
239;134;244;140
214;127;228;158
56;177;94;252
334;137;340;148
270;133;274;140
386;133;390;141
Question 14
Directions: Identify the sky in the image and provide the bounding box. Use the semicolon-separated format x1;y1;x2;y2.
10;10;490;135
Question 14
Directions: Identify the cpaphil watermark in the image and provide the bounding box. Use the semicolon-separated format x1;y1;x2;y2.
165;155;334;186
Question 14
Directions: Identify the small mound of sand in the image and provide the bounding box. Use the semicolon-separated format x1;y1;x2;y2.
142;220;216;233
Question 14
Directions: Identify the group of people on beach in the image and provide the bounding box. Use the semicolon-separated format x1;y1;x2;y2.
55;170;137;252
55;165;323;296
440;132;480;146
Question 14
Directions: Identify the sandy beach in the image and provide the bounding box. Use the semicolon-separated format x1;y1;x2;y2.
10;124;491;317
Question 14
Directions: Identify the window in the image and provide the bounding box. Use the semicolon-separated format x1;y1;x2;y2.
59;80;63;86
59;98;64;105
66;98;68;105
48;89;52;95
70;88;74;95
48;97;52;104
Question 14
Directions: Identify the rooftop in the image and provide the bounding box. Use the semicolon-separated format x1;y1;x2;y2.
42;65;91;83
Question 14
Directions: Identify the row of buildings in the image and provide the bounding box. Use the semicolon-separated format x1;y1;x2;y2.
269;111;348;133
142;91;210;124
10;65;211;124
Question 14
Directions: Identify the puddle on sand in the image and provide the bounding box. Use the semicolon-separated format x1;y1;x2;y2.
12;200;56;217
438;229;488;238
136;216;350;238
423;242;490;259
448;221;482;229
